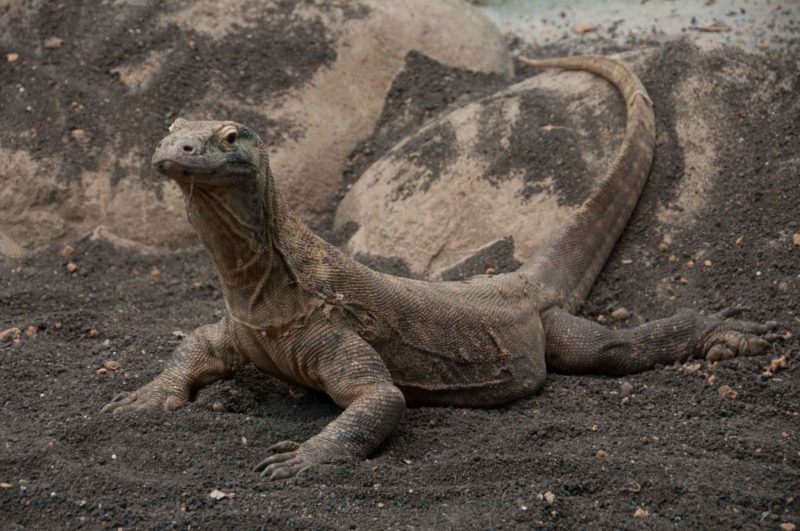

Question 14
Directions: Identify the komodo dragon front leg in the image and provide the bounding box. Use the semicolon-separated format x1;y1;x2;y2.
101;318;242;413
252;316;406;480
542;307;781;375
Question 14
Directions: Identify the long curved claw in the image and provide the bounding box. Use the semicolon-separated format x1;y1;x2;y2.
716;307;749;320
268;440;301;454
706;344;734;362
253;441;316;480
253;438;351;480
100;382;189;414
101;391;138;413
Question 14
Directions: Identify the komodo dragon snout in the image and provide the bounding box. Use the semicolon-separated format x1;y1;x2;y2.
152;119;262;185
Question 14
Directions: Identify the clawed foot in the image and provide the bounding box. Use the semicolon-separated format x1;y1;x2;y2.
101;380;189;414
697;308;784;362
253;438;351;480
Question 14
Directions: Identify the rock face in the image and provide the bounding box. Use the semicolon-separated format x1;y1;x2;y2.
0;0;511;257
336;41;797;280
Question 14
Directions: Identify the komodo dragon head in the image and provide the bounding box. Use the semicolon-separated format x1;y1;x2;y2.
151;118;265;186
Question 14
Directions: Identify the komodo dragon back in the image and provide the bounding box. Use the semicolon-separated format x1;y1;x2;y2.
518;56;656;312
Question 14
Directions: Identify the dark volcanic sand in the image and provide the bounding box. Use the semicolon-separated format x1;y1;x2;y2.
2;42;800;529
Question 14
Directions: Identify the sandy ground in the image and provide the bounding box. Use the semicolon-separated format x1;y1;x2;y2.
2;6;799;531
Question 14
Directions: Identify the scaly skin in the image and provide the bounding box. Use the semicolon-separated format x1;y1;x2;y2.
102;57;782;480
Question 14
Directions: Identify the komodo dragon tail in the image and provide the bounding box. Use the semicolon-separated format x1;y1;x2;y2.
518;55;656;313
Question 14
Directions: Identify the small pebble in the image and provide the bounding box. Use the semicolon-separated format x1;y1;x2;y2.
543;491;556;503
620;381;633;396
686;260;695;268
668;254;678;263
69;128;87;140
634;507;649;518
611;307;631;321
150;267;162;280
0;482;12;489
96;367;107;375
703;259;712;268
718;384;738;400
59;245;74;257
769;356;787;371
6;52;19;63
0;327;22;342
780;523;796;531
89;328;100;337
574;21;595;33
66;262;79;273
43;36;64;49
212;401;225;412
103;360;121;371
25;326;37;337
793;234;800;247
683;361;701;372
209;489;233;500
735;236;743;245
595;449;610;458
376;502;385;509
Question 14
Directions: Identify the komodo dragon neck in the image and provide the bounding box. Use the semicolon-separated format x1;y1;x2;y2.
176;154;327;330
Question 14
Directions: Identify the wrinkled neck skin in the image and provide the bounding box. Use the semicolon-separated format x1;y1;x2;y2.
177;164;303;326
175;150;340;330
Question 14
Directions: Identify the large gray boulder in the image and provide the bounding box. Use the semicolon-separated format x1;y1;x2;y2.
336;50;634;278
0;0;511;256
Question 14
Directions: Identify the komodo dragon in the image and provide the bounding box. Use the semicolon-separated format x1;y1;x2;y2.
102;55;781;480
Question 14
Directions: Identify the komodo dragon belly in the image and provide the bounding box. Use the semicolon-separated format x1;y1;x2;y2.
371;307;546;407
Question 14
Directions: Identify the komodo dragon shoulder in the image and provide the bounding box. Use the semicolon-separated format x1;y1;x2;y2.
103;55;782;480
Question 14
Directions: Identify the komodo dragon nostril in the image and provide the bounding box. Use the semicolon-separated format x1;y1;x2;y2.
183;145;194;153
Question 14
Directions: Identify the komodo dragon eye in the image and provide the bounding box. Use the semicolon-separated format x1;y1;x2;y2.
221;126;238;145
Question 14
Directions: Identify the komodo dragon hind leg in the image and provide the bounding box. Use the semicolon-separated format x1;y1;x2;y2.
541;307;783;376
101;319;241;413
